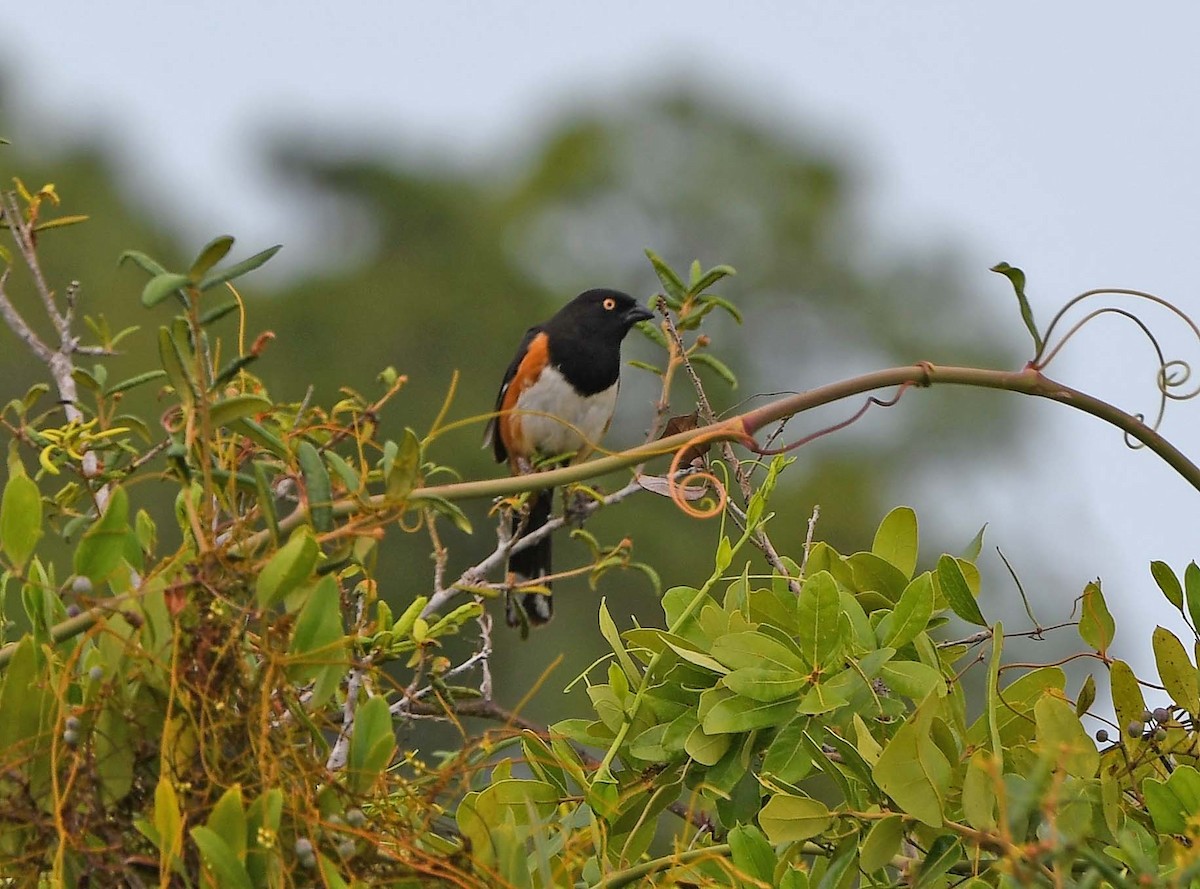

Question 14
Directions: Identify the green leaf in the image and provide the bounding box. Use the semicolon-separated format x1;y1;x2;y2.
961;750;997;829
141;272;191;308
937;555;986;626
684;724;731;766
711;631;806;673
872;506;918;578
1078;580;1115;654
796;682;849;715
692;263;738;295
153;775;183;864
206;785;247;857
1109;659;1147;744
1144;775;1187;835
722;667;806;702
599;599;640;686
820;730;878;790
199;299;240;327
1075;673;1097;716
1186;562;1200;633
296;441;333;532
252;461;280;545
208;394;272;429
1034;693;1099;778
0;637;52;754
287;574;346;704
73;485;131;583
878;572;934;650
703;693;798;733
158;325;196;406
915;836;963;889
728;824;775;884
644;249;686;305
879;661;945;700
348;695;396;793
873;699;949;826
1152;560;1184;610
190;826;254;889
245;789;283;886
229;417;287;458
990;261;1042;352
1153;626;1199;713
758;794;831;843
1;469;42;568
663;638;729;674
796;571;842;670
985;623;1004;763
103;369;167;396
961;523;987;561
689;352;738;389
255;527;319;609
848;551;909;603
188;235;235;280
386;428;421;501
96;699;134;804
197;244;282;292
763;717;815;783
860;813;903;872
118;249;168;277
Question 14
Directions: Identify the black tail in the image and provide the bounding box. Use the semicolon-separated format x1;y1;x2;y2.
506;488;553;627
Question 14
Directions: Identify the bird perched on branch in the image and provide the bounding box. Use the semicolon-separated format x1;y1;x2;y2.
485;289;654;628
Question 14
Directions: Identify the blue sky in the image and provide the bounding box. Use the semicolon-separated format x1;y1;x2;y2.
8;1;1200;673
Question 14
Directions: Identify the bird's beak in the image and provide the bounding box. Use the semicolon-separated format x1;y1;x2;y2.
624;305;655;325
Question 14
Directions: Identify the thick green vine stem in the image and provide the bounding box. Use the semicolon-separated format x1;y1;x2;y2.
2;362;1196;670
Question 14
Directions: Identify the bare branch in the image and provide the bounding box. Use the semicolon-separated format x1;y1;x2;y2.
0;267;53;362
422;475;649;618
1;193;67;339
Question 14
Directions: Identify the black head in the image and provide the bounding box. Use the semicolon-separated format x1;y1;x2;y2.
541;289;654;396
544;289;654;340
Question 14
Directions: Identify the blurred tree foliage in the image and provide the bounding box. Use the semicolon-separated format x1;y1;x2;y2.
0;89;1019;719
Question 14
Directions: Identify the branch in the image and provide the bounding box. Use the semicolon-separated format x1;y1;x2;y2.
8;361;1200;668
0;192;102;487
422;474;649;618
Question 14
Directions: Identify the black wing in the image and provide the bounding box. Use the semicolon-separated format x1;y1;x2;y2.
484;325;541;464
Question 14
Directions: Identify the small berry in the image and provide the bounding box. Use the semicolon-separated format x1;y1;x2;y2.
1153;707;1171;723
1095;728;1110;743
88;666;103;681
70;576;93;595
1156;728;1168;742
62;729;79;746
1141;708;1154;722
66;605;81;618
1127;721;1145;738
299;852;317;870
336;839;356;860
293;838;313;857
65;716;81;732
345;808;366;827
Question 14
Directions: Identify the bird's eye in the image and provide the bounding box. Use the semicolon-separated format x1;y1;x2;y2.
603;297;616;310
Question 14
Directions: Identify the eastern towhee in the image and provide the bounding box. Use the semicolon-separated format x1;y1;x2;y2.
484;289;654;627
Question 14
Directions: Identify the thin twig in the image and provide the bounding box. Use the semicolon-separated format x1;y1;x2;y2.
800;504;821;575
421;475;648;618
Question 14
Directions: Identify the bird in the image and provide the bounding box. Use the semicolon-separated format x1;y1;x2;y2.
484;288;654;628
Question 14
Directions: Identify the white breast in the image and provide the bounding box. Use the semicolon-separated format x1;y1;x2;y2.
515;365;618;459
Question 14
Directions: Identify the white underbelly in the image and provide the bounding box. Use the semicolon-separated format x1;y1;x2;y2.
516;365;618;458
